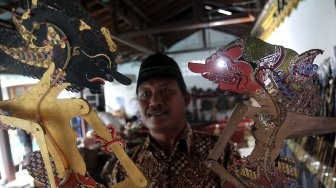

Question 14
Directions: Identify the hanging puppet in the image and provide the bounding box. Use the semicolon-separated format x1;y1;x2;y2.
0;0;147;187
188;36;336;187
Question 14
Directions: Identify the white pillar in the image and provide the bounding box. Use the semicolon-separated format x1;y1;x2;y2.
0;80;15;184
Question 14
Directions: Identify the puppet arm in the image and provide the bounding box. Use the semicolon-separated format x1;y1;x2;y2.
82;108;147;188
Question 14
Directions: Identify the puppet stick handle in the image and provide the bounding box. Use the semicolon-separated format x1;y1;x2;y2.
110;178;139;188
35;128;58;188
283;112;336;139
110;143;147;187
206;160;246;188
207;103;248;160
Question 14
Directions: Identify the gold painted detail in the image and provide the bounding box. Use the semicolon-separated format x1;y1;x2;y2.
260;0;299;40
239;167;257;179
277;157;298;178
47;26;66;49
238;157;298;180
251;0;300;40
32;0;38;6
72;46;80;56
101;27;117;52
5;15;71;68
261;4;277;30
21;11;31;20
79;20;91;31
0;44;51;68
81;50;112;69
13;16;36;45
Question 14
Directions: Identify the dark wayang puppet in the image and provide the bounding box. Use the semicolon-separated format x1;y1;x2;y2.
0;0;146;187
188;36;336;187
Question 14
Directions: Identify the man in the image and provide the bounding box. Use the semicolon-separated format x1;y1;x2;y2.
101;53;239;187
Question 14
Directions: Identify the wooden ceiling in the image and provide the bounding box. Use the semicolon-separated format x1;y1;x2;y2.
0;0;268;63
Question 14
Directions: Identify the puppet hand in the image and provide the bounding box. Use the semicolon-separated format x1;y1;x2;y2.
0;109;16;130
92;124;126;155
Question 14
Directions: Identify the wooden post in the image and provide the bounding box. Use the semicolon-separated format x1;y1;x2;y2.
0;129;16;183
0;80;15;184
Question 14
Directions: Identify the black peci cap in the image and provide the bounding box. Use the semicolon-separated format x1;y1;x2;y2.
136;53;187;94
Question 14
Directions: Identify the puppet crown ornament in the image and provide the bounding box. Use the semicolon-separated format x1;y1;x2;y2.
0;0;147;187
188;36;336;187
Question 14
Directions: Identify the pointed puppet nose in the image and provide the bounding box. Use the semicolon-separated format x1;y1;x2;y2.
187;62;207;73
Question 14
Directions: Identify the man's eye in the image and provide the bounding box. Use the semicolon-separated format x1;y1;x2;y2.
139;91;150;99
160;87;171;94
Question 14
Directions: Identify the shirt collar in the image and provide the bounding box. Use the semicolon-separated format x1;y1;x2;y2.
145;123;194;154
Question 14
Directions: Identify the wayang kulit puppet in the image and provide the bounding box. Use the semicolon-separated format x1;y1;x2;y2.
0;0;146;187
188;36;336;187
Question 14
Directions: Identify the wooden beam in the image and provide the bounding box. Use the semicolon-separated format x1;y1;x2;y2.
101;0;142;29
193;0;205;48
114;1;142;29
89;6;109;17
156;1;192;23
111;35;154;54
118;15;255;38
147;0;177;17
204;0;235;8
96;16;111;25
113;8;135;26
86;0;100;8
120;0;161;48
110;0;118;34
165;46;221;55
193;0;204;22
123;0;152;25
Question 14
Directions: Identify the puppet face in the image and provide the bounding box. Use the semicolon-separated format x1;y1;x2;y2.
188;46;261;95
65;24;131;92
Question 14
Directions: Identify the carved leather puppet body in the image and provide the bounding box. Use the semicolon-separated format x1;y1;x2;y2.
188;37;336;187
0;0;146;187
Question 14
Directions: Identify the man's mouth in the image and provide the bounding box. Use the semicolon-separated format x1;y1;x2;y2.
88;77;105;85
147;109;168;117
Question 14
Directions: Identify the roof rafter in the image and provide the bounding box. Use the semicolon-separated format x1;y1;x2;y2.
118;14;255;38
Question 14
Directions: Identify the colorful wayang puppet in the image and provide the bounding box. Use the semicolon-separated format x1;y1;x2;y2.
0;0;131;93
0;0;146;187
188;36;336;187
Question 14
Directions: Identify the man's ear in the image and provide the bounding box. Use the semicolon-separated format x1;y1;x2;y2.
184;92;191;107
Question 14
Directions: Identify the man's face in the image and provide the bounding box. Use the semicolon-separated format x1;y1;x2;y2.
137;78;189;134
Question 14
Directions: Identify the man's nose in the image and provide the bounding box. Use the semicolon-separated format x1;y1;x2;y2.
149;92;163;107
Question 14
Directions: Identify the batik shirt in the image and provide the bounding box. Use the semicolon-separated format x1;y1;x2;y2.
101;125;239;188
